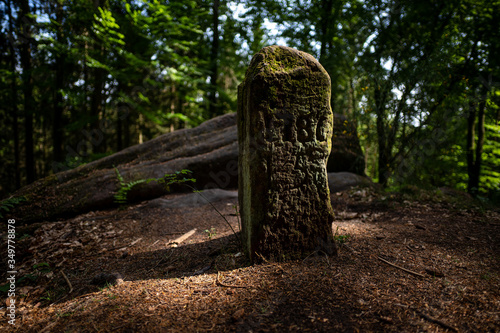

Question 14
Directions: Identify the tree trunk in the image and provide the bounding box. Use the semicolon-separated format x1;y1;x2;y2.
467;98;486;195
7;0;21;189
374;82;390;186
117;107;123;151
91;65;105;154
19;0;36;184
53;0;65;163
319;0;333;63
208;0;220;118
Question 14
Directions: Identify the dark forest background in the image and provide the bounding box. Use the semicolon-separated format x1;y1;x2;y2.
0;0;499;201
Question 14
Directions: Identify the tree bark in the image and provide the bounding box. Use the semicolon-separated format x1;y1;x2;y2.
374;81;390;186
19;0;36;184
7;0;21;189
91;64;105;153
208;0;220;118
318;0;333;63
53;0;65;163
467;98;486;195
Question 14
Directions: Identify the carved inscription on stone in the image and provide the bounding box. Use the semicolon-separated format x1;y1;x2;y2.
238;45;336;262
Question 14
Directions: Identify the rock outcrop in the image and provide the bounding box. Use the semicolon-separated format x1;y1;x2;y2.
11;112;366;224
328;114;365;175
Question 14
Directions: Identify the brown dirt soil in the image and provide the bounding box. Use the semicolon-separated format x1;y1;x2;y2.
1;187;499;332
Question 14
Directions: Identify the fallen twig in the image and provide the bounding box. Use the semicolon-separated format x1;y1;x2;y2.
167;228;197;247
129;237;143;247
417;311;458;332
39;321;58;333
216;272;247;288
378;256;425;278
60;270;73;294
193;264;212;276
393;303;458;332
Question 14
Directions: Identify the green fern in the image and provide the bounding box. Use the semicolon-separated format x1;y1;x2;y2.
113;168;195;205
113;167;155;205
0;196;27;218
157;169;196;190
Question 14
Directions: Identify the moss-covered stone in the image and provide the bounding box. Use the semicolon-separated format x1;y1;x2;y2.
238;45;337;262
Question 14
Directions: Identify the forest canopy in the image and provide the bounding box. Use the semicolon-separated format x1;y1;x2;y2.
1;0;499;201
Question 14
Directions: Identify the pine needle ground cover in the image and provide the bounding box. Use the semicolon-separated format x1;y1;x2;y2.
1;188;498;332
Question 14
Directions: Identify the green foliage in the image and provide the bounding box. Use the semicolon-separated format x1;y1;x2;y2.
0;262;51;294
333;226;351;245
1;0;499;203
157;169;196;191
32;262;52;274
204;227;217;240
114;168;195;205
113;167;157;205
0;196;27;218
482;123;500;195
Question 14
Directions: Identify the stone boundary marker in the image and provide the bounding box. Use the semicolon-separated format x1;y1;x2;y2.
238;45;337;262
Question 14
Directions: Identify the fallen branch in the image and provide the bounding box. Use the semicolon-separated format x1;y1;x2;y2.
60;270;73;294
393;303;458;332
167;228;197;247
417;311;458;332
216;272;247;288
378;257;425;278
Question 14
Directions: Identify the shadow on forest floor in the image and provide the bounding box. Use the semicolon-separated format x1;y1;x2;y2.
1;187;499;332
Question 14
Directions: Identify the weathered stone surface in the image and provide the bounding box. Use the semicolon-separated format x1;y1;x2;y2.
141;189;237;210
11;114;238;223
238;45;336;262
328;114;365;175
10;108;365;224
328;172;374;193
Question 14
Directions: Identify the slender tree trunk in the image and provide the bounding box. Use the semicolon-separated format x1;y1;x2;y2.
19;0;36;184
90;0;106;154
467;98;486;195
466;101;476;194
138;113;144;144
7;0;21;189
116;99;123;151
124;113;130;148
374;82;390;186
208;0;220;118
53;0;65;163
319;0;333;63
91;64;105;154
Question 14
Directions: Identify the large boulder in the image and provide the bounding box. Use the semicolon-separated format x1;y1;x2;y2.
328;172;374;193
328;114;365;175
11;114;238;224
11;110;366;224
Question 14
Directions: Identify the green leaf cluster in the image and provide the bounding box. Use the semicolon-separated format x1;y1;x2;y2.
0;196;27;218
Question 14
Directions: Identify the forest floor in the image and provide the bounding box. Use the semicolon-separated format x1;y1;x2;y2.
1;185;499;332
